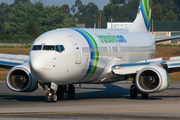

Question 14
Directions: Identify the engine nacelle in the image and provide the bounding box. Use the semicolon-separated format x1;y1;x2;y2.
136;66;170;93
6;65;38;92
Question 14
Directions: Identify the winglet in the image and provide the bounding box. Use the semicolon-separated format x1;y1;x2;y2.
129;0;152;32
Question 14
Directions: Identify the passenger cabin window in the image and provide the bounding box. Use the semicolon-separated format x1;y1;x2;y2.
43;46;54;50
32;45;42;50
55;45;65;53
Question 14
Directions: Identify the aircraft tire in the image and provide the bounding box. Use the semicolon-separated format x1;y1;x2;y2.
51;93;57;102
130;85;137;99
67;84;75;99
46;93;52;102
57;86;64;99
46;92;57;102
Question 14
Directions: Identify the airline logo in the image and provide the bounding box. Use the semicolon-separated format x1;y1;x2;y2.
96;34;127;43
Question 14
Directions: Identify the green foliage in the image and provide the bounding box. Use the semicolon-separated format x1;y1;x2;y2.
0;23;5;34
14;0;29;4
1;0;180;35
73;1;101;23
26;18;40;39
102;0;180;22
0;34;33;43
0;2;12;23
152;0;179;21
72;0;106;23
152;5;163;21
110;0;125;5
166;10;177;21
3;1;76;35
103;0;139;22
60;4;70;15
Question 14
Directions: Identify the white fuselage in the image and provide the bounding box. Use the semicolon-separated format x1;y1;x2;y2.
29;28;156;85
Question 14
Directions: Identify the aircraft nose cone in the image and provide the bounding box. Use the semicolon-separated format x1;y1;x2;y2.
29;51;47;81
29;51;53;83
30;56;42;80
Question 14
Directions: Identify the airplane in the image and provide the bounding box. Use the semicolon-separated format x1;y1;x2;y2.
2;0;180;102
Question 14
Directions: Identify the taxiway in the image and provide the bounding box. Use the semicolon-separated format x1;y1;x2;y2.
0;81;180;120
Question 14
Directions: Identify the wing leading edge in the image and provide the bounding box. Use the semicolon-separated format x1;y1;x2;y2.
112;57;180;76
0;53;29;68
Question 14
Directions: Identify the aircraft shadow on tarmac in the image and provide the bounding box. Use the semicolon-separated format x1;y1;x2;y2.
0;83;180;102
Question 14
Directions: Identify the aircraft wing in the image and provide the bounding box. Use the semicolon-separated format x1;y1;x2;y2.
0;53;29;68
112;57;180;75
155;35;180;43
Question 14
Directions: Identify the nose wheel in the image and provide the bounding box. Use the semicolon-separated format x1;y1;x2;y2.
46;82;58;102
45;83;75;102
46;92;57;102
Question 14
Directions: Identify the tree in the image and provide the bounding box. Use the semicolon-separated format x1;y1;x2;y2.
110;0;125;5
103;0;138;22
152;5;163;21
166;10;177;21
14;0;29;4
75;0;83;7
26;18;39;39
74;2;100;23
4;1;76;34
0;2;12;23
60;4;70;15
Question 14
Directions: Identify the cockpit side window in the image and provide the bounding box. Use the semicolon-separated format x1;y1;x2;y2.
32;45;42;50
55;45;65;53
43;46;55;50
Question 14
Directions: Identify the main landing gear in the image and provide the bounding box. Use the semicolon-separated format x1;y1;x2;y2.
45;82;75;102
130;79;149;99
56;84;75;99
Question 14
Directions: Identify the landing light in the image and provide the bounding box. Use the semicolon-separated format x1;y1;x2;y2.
48;92;52;96
115;66;121;69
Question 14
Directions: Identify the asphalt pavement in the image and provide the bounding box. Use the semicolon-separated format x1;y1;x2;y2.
0;81;180;120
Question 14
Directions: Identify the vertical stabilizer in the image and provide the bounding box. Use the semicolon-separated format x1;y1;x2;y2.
129;0;152;32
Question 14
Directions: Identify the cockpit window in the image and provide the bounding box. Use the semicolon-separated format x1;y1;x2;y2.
32;45;65;53
32;45;42;50
55;45;65;53
43;46;55;50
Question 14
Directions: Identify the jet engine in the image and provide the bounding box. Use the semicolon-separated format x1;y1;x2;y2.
136;66;170;93
6;65;38;92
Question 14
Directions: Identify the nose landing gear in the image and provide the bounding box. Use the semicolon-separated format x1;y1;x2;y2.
46;91;57;102
45;83;75;102
46;82;58;102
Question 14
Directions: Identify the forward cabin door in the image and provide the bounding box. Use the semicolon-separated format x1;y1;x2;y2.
68;36;81;64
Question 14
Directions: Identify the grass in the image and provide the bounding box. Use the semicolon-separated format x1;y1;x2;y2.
156;44;180;49
0;45;180;81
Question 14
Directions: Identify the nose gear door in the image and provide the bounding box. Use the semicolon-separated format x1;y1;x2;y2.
68;36;81;64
